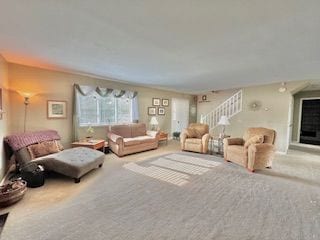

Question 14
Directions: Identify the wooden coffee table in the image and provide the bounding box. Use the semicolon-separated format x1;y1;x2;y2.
72;139;106;152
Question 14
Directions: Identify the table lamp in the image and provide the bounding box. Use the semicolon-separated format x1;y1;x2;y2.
150;116;159;131
218;115;230;138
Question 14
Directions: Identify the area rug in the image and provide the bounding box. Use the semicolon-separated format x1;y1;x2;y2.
1;152;319;240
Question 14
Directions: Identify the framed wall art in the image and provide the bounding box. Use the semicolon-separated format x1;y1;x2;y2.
152;98;160;106
158;107;165;115
47;100;67;119
162;99;169;107
148;107;156;115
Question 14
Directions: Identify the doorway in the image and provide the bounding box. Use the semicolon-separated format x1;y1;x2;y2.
299;98;320;145
171;98;189;135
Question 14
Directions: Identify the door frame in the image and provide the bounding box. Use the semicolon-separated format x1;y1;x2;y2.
297;97;320;143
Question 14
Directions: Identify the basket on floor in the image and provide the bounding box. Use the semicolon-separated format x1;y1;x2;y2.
0;180;27;208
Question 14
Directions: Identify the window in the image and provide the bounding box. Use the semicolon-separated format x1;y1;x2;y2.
78;94;132;126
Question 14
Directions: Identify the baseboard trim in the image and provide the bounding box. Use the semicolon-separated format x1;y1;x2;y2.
276;151;287;155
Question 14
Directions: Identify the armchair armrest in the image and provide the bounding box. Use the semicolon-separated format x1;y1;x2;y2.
107;133;123;145
223;138;244;146
249;143;275;153
180;132;188;149
201;133;210;153
146;130;159;138
247;143;276;170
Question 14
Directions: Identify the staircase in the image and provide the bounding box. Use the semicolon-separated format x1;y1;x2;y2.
200;90;243;131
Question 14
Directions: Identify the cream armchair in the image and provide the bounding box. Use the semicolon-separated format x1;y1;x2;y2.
223;127;276;172
180;123;210;154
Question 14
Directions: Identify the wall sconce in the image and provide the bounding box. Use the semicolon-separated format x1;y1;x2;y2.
17;91;37;132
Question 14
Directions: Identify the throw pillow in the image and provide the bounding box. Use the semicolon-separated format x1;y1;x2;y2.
244;135;264;148
42;141;60;154
27;143;50;159
55;140;64;151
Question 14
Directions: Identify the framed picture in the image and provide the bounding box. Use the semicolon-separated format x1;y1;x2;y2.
152;98;160;106
47;100;67;119
148;107;156;116
0;89;2;120
162;99;169;107
158;107;165;115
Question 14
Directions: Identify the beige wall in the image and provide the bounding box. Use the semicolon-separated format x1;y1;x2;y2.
0;55;10;180
8;63;195;146
197;80;310;153
292;90;320;142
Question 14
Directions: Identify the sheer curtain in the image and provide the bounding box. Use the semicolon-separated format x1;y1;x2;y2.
72;84;138;141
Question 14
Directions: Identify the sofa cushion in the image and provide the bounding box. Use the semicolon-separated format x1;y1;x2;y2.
123;136;155;146
185;138;202;144
131;123;147;137
110;124;132;138
134;135;156;144
123;138;141;146
244;135;264;148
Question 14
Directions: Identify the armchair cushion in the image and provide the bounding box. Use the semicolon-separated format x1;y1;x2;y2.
185;128;202;138
244;135;264;148
185;138;202;144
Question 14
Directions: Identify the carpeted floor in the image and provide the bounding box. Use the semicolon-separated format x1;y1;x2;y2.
1;141;320;240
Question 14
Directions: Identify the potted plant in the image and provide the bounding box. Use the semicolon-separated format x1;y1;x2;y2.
86;125;94;141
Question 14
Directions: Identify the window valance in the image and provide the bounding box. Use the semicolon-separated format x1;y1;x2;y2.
74;84;138;99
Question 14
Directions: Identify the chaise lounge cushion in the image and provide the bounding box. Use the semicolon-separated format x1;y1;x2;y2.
5;130;105;181
33;147;105;179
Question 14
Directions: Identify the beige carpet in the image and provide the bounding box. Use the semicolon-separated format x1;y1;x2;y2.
1;141;320;240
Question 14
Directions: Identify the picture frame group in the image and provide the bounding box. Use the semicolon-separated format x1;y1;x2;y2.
152;98;169;107
148;98;169;116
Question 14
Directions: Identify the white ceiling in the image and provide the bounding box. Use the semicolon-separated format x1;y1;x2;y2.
1;0;320;93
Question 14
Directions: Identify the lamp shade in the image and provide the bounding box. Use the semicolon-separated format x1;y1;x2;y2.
17;91;37;98
218;116;230;125
150;116;159;125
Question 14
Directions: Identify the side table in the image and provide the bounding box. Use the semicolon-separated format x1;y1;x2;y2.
159;131;168;145
210;135;230;155
72;139;106;153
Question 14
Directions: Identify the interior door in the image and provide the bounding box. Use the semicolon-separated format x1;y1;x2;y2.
171;98;189;134
299;99;320;145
